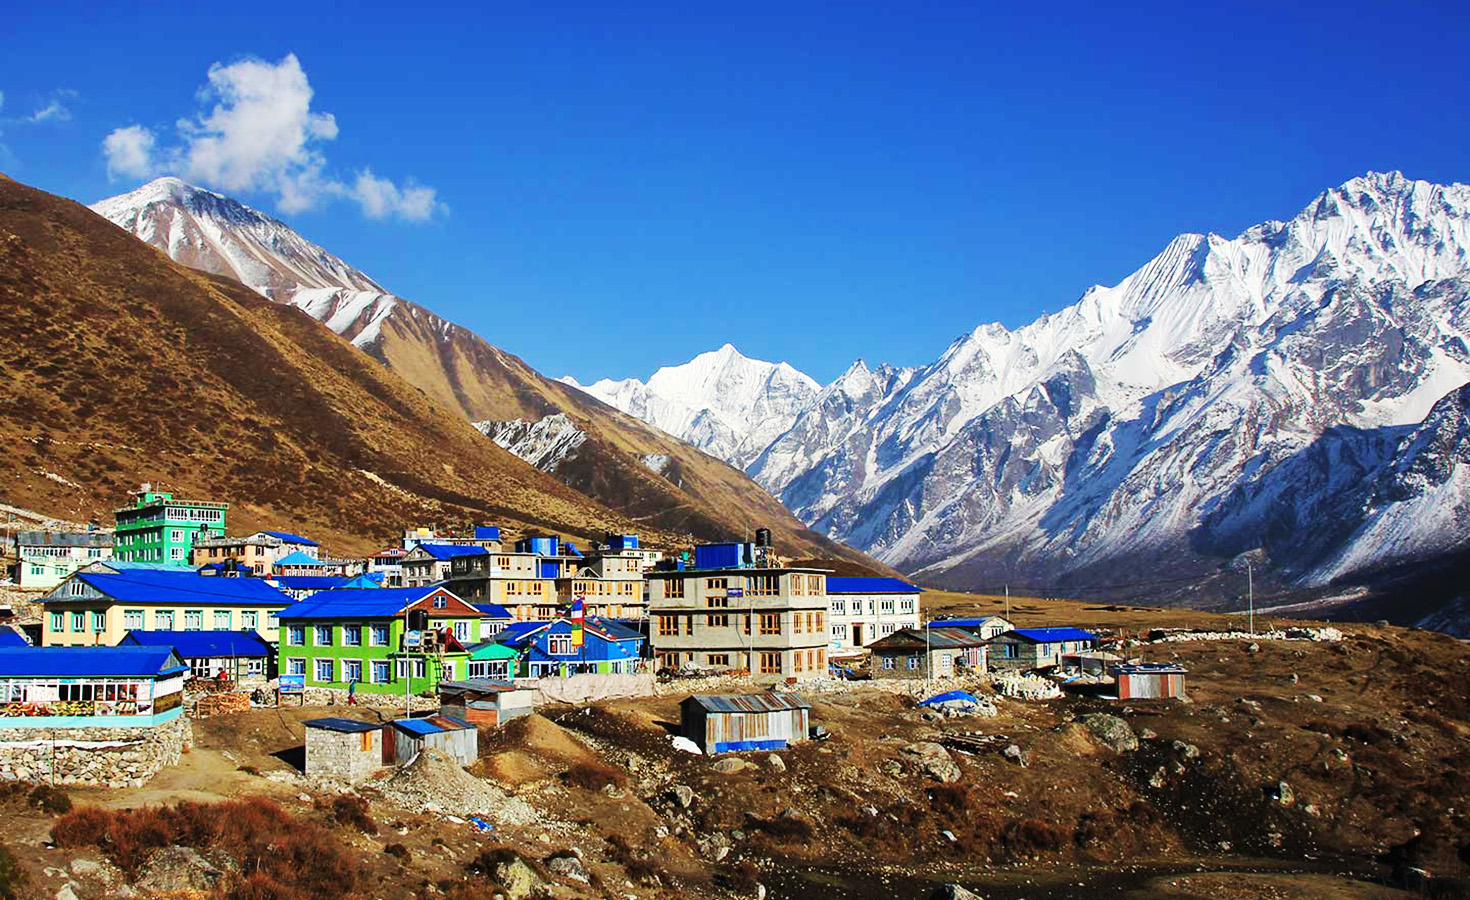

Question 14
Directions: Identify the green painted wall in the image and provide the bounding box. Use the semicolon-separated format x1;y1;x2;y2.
276;615;479;694
114;492;228;565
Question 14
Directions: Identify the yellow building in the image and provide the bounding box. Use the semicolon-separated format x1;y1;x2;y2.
42;566;293;647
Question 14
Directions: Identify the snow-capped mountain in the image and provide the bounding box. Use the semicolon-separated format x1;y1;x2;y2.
92;177;398;347
751;172;1470;598
561;344;821;468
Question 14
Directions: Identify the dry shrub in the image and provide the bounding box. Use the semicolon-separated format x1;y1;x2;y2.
50;798;357;897
443;884;504;900
237;765;262;776
0;841;27;900
561;760;628;792
384;843;410;862
605;834;664;884
927;784;973;817
328;795;377;834
998;818;1069;858
717;859;761;893
745;814;815;842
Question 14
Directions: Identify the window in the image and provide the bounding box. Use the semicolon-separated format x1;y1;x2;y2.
432;595;447;609
808;575;824;594
830;598;844;614
287;657;306;676
315;658;334;682
907;656;919;670
880;599;894;614
170;547;185;560
883;656;895;669
759;613;781;635
242;611;258;629
213;610;232;630
184;610;203;631
816;611;824;630
793;613;803;634
749;575;778;596
171;529;184;543
665;579;685;599
123;609;144;630
453;621;470;642
70;612;84;632
156;610;174;630
314;625;333;646
758;651;781;674
371;661;391;684
657;615;677;636
791;575;805;596
91;611;106;632
286;625;305;646
343;660;362;683
370;625;389;646
548;635;572;655
343;624;362;646
900;598;915;613
795;652;804;673
50;612;63;632
706;578;727;591
707;653;730;667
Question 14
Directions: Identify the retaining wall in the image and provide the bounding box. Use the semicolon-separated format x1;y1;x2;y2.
0;714;193;788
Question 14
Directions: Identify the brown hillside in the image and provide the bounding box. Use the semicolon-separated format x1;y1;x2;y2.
0;173;672;555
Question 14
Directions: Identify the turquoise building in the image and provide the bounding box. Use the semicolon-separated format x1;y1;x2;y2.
113;486;228;565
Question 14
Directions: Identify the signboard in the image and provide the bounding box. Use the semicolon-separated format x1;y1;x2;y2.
404;630;424;650
726;588;744;598
279;674;305;694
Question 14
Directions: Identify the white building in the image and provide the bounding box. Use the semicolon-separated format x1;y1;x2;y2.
826;577;922;650
14;532;114;589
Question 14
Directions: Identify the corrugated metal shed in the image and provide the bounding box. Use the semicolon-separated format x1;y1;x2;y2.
1010;628;1098;643
386;714;477;766
1114;663;1188;700
680;692;812;753
683;693;810;713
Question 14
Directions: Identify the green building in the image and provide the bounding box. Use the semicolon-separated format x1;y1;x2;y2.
113;486;228;565
274;586;486;695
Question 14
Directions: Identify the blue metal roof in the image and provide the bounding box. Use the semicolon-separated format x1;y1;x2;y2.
0;647;188;678
682;693;810;713
825;576;923;594
474;526;501;541
926;616;1010;629
0;628;28;648
304;717;380;734
273;575;352;590
415;543;488;561
65;571;291;607
274;551;324;567
1006;628;1098;643
275;586;454;620
119;630;273;658
258;531;320;546
474;603;512;619
392;714;473;736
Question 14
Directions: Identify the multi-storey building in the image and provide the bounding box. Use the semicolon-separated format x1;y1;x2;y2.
13;532;114;589
402;543;490;587
646;554;832;683
825;576;923;650
274;586;483;694
41;568;292;647
554;549;647;619
113;486;227;565
189;531;320;575
444;550;556;621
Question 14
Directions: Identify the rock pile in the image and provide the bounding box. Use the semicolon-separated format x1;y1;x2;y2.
991;672;1062;700
372;749;535;824
1151;626;1343;644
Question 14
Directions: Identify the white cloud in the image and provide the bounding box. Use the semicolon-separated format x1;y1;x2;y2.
29;101;72;123
102;125;156;179
99;54;442;222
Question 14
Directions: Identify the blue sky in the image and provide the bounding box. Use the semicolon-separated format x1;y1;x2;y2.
5;1;1469;384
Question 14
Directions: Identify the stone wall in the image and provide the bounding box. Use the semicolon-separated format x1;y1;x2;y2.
292;686;438;712
305;727;384;784
0;715;193;788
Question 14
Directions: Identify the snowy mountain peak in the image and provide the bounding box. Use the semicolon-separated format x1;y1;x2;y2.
564;346;821;468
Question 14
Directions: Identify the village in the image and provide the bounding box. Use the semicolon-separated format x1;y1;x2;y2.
0;484;1455;900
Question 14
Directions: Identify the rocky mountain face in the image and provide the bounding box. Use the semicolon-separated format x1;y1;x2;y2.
91;178;886;571
0;173;653;556
562;344;820;468
756;172;1470;600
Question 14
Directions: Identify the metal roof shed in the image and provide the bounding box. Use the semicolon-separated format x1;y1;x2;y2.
385;714;477;767
303;717;385;784
680;693;811;754
1113;662;1188;700
437;678;536;727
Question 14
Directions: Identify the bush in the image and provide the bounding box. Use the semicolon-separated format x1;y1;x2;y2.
50;807;112;847
745;814;815;842
27;785;71;815
717;859;761;893
561;761;628;792
0;841;28;900
384;843;410;862
328;795;377;834
605;834;664;884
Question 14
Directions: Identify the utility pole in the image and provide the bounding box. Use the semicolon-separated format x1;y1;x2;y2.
1247;559;1255;635
1005;584;1010;620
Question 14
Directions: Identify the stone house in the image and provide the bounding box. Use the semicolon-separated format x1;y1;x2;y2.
868;627;987;679
303;718;386;783
986;628;1098;672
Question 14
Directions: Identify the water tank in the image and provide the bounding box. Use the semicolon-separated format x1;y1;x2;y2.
755;528;772;548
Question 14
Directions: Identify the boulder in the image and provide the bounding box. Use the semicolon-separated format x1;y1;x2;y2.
494;856;547;900
547;854;589;883
1078;714;1138;753
1172;741;1200;759
900;742;961;783
931;884;983;900
135;846;224;894
766;754;787;773
1002;744;1028;767
712;757;752;774
670;784;695;808
1274;780;1295;806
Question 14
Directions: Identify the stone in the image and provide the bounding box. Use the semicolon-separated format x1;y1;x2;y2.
55;885;80;900
755;883;767;900
712;846;731;862
1002;744;1028;767
1275;781;1295;806
1246;642;1260;653
1171;741;1200;759
1139;728;1158;740
135;846;224;894
712;757;751;774
765;754;786;773
930;885;983;900
1149;767;1167;789
670;784;695;808
1078;714;1138;753
68;859;106;879
900;742;961;783
547;855;589;883
494;856;547;900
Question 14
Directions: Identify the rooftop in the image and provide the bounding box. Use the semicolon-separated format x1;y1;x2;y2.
682;693;811;713
0;647;188;678
826;576;923;594
51;570;292;607
257;531;320;546
120;630;273;658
